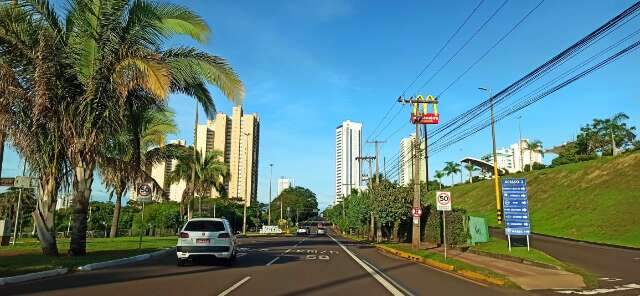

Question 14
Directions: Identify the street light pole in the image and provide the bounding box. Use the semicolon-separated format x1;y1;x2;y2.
268;163;273;225
480;87;503;225
242;132;251;235
518;116;524;172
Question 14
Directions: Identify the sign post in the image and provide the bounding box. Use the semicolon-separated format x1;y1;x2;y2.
436;191;452;259
501;178;530;252
137;183;153;249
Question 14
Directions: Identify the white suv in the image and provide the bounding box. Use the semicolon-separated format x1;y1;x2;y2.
176;218;237;266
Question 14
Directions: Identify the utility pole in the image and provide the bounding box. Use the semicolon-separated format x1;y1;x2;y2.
367;140;386;183
399;95;439;249
356;156;376;240
268;163;273;225
480;87;503;225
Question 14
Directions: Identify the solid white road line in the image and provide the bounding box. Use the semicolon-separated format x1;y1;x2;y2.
329;235;404;296
218;276;251;296
361;258;416;296
266;257;280;266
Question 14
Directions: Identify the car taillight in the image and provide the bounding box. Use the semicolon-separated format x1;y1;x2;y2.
180;232;189;238
218;232;230;238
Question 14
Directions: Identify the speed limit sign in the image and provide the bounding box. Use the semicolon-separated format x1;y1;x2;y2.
436;191;452;211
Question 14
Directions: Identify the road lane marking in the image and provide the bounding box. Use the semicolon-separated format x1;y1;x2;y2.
266;257;280;266
555;283;640;294
599;277;622;282
285;248;292;253
329;235;404;296
360;257;416;296
218;276;251;296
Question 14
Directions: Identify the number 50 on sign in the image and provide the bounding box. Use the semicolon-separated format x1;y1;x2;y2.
436;191;452;211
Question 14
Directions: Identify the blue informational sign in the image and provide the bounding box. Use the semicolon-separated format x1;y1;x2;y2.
501;178;531;236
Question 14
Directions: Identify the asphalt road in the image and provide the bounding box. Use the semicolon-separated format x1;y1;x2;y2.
491;228;640;295
1;234;524;296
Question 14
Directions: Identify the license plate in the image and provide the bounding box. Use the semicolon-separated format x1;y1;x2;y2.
196;239;210;244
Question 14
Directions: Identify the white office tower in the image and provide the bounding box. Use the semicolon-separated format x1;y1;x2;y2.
398;133;426;186
335;120;362;204
277;177;294;196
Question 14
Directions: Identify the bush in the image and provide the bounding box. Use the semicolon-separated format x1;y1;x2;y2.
423;206;469;247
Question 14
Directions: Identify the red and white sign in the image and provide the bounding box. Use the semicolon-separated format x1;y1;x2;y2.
411;207;423;217
436;191;452;211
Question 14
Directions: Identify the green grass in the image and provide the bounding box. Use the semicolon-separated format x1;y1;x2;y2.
470;238;564;267
383;243;516;287
0;236;176;277
434;151;640;248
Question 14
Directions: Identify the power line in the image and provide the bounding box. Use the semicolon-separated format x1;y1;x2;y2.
366;0;486;142
416;0;510;94
436;0;545;97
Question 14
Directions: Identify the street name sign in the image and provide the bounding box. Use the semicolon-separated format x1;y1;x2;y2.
436;191;452;211
501;178;530;236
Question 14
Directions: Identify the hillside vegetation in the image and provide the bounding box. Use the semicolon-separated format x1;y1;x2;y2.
435;151;640;248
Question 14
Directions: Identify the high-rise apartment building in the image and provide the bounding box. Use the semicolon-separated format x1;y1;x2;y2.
277;177;294;196
398;133;426;186
195;105;260;206
486;139;543;173
335;120;362;204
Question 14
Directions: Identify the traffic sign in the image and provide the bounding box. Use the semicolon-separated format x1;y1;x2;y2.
436;191;452;211
411;207;422;217
501;178;530;236
137;183;153;202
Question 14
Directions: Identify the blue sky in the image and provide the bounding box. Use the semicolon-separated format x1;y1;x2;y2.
3;0;639;210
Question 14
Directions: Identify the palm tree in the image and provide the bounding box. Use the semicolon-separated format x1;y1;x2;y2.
527;140;544;171
464;163;479;183
99;106;178;238
594;113;634;156
0;0;243;256
434;170;445;189
168;149;229;217
443;161;461;186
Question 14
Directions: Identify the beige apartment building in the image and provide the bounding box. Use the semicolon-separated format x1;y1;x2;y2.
195;105;260;206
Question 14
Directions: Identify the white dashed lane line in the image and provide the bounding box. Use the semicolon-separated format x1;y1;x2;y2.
218;276;251;296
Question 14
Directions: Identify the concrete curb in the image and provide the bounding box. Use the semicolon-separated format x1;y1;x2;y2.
77;248;174;272
467;249;560;270
375;245;506;287
0;268;68;286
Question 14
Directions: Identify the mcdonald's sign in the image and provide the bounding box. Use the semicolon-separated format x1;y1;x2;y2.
411;95;439;124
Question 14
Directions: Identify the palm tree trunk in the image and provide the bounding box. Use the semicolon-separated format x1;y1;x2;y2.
451;175;454;186
529;153;534;171
109;183;125;238
0;132;5;177
469;171;473;184
32;172;59;256
69;160;95;256
439;180;442;189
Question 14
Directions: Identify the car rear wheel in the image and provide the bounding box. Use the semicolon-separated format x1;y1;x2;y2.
177;258;186;267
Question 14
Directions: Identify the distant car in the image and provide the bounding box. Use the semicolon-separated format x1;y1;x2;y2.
317;227;326;235
176;218;237;266
296;227;308;236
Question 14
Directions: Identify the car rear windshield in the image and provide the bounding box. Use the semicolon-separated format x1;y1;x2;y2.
184;220;225;232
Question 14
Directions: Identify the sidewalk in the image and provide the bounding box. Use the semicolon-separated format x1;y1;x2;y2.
431;247;585;290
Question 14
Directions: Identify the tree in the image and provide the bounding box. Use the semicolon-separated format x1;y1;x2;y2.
99;106;178;238
168;148;229;218
463;163;478;183
271;187;318;223
0;0;244;256
434;170;445;189
443;162;461;186
593;113;636;156
526;140;544;171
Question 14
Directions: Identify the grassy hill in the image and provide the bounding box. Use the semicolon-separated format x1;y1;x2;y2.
433;151;640;248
